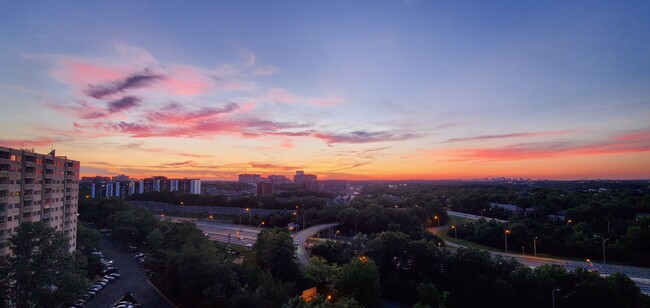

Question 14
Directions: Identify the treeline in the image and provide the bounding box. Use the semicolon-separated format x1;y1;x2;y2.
310;231;650;307
127;191;330;210
78;197;649;307
448;216;650;266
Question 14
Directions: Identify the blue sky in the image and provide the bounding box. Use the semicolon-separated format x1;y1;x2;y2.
1;1;649;179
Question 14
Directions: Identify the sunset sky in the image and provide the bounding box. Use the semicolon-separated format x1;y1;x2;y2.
1;1;649;180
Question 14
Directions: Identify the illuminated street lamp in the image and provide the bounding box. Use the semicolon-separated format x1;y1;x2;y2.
552;289;560;308
603;238;609;265
567;219;573;226
451;225;457;240
246;208;252;224
434;215;440;228
504;229;510;253
534;237;538;257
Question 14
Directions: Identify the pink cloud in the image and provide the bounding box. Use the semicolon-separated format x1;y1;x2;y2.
440;129;650;161
0;137;57;148
309;97;345;107
52;59;130;85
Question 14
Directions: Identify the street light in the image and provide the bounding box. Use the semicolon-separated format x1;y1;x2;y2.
552;288;560;308
451;225;457;240
603;238;609;265
605;217;610;234
567;219;573;226
534;237;538;257
434;215;440;228
504;229;510;253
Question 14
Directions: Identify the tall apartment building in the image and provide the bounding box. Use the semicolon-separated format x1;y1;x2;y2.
294;170;317;185
268;175;291;185
238;174;263;184
0;146;80;256
88;176;201;198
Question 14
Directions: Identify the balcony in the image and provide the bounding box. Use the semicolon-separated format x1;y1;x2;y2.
23;195;34;201
0;197;7;203
0;171;9;177
0;158;10;164
0;184;9;190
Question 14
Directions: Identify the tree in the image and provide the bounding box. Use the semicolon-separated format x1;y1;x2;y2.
304;257;340;290
3;222;89;307
413;283;448;308
334;257;381;307
253;228;302;282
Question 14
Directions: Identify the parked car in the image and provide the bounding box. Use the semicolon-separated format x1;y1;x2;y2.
133;253;144;259
110;273;121;279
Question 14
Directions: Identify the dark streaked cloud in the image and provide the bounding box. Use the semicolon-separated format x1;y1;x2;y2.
84;70;164;99
444;130;575;143
314;130;419;144
107;96;141;112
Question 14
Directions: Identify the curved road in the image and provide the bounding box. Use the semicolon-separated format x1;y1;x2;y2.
161;216;338;266
292;223;340;266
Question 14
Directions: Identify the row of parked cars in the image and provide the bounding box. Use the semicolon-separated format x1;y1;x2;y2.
66;251;121;307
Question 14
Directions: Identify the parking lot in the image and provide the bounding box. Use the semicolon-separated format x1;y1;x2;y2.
83;237;174;308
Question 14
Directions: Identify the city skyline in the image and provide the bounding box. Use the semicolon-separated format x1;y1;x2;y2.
1;2;649;180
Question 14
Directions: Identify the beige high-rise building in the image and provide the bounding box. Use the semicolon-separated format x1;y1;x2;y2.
0;146;80;256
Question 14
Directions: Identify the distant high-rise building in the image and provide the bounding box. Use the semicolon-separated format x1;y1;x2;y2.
0;146;80;256
268;175;291;185
89;176;201;198
257;181;274;196
294;170;317;185
318;180;351;195
111;174;130;182
239;174;263;184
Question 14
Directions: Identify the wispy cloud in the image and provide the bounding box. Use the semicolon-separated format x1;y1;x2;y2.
0;137;57;148
84;70;164;99
443;130;575;143
430;129;650;161
314;131;418;144
108;96;141;112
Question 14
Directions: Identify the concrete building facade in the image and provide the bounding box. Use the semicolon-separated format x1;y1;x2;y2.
0;146;79;256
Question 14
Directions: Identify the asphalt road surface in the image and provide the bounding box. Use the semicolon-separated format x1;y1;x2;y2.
85;237;175;308
433;210;650;296
292;223;340;266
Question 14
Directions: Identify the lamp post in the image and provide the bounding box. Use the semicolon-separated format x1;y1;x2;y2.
480;209;486;218
504;229;510;253
567;219;572;226
603;238;609;265
552;288;560;308
434;215;440;228
246;208;251;225
534;237;538;257
451;225;457;240
605;217;610;234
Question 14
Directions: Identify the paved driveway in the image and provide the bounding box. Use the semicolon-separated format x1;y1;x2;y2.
84;237;175;308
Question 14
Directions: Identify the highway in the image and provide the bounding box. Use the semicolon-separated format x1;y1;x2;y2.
292;223;340;266
161;217;262;247
437;210;650;295
161;216;340;266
